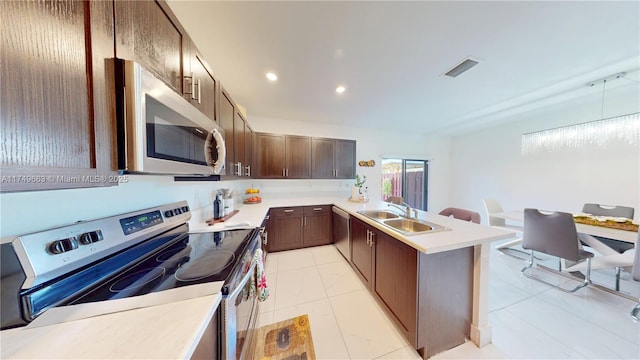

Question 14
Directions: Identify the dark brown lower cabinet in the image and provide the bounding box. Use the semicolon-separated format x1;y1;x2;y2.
374;230;418;342
350;217;374;287
302;206;332;247
349;217;473;358
268;205;332;252
269;207;304;252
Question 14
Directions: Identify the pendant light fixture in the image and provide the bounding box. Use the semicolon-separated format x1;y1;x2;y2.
521;72;640;155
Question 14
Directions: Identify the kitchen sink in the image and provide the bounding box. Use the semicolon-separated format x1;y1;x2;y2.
383;218;439;234
358;210;448;235
358;210;401;220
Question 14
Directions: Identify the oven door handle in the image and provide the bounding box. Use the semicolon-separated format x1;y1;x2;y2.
227;261;258;300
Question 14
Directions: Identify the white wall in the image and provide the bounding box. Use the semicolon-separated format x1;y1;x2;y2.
0;118;451;239
449;84;640;223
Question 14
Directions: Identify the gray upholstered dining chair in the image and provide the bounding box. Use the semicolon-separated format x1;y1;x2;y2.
438;207;481;224
521;208;593;292
580;203;635;290
582;203;634;219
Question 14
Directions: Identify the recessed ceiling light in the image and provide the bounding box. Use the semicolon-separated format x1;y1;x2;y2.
266;72;278;82
336;85;346;94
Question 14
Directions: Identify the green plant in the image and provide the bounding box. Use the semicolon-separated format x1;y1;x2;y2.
355;174;367;188
382;178;392;197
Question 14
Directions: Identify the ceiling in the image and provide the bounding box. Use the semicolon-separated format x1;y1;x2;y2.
167;1;640;135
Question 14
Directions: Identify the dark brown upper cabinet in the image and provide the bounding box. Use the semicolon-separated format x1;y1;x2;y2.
115;1;217;123
1;0;117;192
217;87;252;178
218;88;236;176
183;40;217;123
254;133;311;179
311;138;356;179
114;0;183;92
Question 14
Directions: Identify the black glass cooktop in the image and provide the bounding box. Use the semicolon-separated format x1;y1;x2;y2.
68;228;257;305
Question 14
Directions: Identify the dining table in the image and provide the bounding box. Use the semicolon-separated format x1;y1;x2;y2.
493;210;639;295
492;211;637;245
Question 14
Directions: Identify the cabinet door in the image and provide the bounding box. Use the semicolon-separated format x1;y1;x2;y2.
254;133;285;178
374;230;417;340
303;206;332;247
1;0;117;192
270;208;303;252
334;139;356;179
350;218;373;287
234;111;246;174
114;0;182;92
189;49;216;122
245;124;254;177
285;136;311;178
311;138;335;179
219;89;235;174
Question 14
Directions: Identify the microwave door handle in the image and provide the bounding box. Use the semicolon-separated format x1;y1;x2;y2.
227;261;258;300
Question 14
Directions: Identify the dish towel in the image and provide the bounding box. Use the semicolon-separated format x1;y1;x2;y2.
254;248;270;301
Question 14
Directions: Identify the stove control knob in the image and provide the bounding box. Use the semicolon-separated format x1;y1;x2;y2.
80;230;103;245
182;206;189;213
164;210;174;218
48;237;79;254
174;208;182;215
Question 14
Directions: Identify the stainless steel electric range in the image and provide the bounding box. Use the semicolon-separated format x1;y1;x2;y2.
1;201;261;359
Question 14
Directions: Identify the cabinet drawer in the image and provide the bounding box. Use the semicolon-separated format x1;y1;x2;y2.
303;205;331;215
271;207;303;217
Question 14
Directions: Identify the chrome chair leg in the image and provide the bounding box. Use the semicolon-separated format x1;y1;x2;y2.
632;302;640;322
521;251;591;293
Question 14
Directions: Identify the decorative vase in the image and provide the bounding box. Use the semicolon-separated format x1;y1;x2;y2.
351;186;360;200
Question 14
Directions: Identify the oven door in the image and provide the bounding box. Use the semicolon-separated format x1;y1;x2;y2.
223;260;259;360
116;59;226;176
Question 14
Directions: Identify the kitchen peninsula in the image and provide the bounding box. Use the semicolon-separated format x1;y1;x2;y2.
1;197;513;359
201;196;514;357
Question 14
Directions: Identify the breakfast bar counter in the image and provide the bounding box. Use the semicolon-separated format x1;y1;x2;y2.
194;196;514;355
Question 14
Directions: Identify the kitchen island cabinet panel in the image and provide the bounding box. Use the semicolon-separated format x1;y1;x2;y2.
350;217;374;287
417;247;473;358
1;0;117;192
374;231;418;342
349;215;474;358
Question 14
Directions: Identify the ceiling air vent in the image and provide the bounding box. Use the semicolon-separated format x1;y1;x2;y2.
444;58;479;78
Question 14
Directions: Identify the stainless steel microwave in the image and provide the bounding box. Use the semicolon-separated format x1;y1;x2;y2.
114;59;226;176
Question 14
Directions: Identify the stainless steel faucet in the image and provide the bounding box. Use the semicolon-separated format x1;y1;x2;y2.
388;202;418;219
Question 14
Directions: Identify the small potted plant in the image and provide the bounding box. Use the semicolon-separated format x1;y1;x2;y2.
352;174;367;201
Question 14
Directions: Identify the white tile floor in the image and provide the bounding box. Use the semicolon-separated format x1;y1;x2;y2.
257;241;640;359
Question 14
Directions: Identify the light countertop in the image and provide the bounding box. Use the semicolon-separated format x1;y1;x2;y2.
1;196;512;359
1;294;221;359
192;196;514;254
